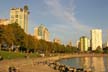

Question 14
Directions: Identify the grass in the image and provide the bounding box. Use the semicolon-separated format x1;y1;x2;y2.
0;51;25;59
0;51;40;60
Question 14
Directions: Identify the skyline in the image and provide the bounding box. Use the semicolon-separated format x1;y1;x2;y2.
0;0;108;45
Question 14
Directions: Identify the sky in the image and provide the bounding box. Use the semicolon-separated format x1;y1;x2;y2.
0;0;108;45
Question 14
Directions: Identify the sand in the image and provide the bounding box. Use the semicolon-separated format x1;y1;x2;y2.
0;57;59;72
0;53;108;72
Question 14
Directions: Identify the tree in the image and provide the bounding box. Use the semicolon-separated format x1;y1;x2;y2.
0;25;15;49
103;47;108;54
0;23;28;51
1;23;79;54
27;35;38;52
8;23;28;48
24;5;28;11
95;46;103;53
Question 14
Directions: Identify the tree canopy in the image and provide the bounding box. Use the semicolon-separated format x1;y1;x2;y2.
0;23;77;53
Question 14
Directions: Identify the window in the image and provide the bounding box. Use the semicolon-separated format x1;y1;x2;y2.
16;19;18;23
16;15;18;18
16;11;18;14
20;15;22;19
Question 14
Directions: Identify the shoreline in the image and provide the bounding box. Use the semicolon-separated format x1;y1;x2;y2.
48;53;108;61
0;53;108;72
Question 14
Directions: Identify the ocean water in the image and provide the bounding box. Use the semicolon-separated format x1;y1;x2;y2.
59;56;108;72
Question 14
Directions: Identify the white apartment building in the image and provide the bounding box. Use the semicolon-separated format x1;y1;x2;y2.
91;29;102;50
34;24;50;41
10;6;29;33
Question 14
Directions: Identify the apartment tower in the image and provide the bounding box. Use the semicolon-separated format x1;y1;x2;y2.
79;36;89;52
10;5;29;33
91;29;102;50
34;24;49;41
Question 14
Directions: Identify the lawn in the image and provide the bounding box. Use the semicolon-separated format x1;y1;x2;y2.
0;51;40;60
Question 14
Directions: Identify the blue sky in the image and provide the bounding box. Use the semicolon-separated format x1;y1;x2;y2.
0;0;108;45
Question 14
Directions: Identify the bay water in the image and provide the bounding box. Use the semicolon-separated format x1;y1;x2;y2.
59;56;108;72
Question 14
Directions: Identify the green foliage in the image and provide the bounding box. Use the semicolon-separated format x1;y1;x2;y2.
0;51;40;59
0;25;15;47
0;51;25;59
95;46;103;53
0;23;77;54
103;47;108;54
24;5;28;10
64;45;77;53
27;35;35;49
28;52;41;58
0;23;27;51
9;23;27;47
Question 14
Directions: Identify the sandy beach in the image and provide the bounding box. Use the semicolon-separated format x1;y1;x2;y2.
0;57;60;72
0;53;108;72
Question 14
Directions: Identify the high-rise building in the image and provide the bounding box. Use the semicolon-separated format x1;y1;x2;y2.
88;39;90;48
10;5;29;33
53;38;61;44
76;40;80;48
34;24;49;41
91;29;102;50
67;41;72;47
79;36;89;52
0;19;10;25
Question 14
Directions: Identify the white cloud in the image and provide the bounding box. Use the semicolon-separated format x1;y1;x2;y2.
45;0;92;28
44;0;93;45
45;0;62;17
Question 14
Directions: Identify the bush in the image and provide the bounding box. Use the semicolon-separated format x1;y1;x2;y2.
0;55;3;61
